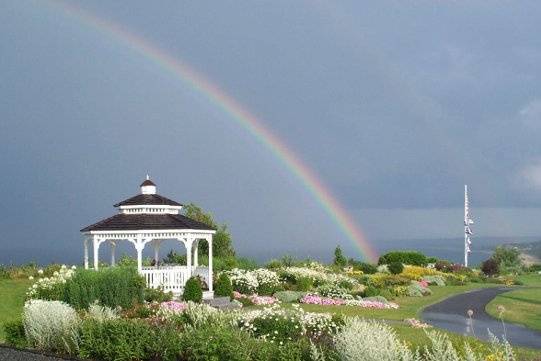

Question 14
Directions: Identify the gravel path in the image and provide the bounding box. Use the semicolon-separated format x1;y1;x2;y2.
422;287;541;349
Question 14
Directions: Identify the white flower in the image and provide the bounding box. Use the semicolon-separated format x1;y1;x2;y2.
29;276;34;280
38;269;43;275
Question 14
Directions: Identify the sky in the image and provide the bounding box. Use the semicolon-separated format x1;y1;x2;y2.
1;0;541;265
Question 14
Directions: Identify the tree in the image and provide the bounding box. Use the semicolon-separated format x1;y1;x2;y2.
182;203;235;258
333;246;347;267
492;246;521;272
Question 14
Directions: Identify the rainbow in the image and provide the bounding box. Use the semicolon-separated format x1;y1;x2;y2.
46;1;378;261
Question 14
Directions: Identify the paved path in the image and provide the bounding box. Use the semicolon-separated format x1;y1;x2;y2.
0;345;75;361
422;287;541;349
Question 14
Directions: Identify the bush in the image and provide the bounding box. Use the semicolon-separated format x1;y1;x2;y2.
274;290;306;303
378;251;428;266
3;319;27;348
361;285;379;297
183;277;203;303
296;276;314;291
23;300;81;355
333;246;348;268
351;261;378;274
215;273;233;298
481;258;500;276
63;267;145;310
529;264;541;272
388;262;404;275
144;287;173;303
434;260;452;272
79;318;158;361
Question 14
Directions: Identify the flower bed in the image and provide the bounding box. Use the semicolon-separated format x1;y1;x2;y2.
233;291;278;305
300;294;399;309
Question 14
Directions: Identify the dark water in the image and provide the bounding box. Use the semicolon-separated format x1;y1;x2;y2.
1;236;537;267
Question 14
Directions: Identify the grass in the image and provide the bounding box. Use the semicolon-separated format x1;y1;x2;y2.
0;279;30;342
297;282;497;320
486;273;541;332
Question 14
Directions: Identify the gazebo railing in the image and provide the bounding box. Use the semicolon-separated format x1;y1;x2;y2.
140;265;210;294
141;266;190;294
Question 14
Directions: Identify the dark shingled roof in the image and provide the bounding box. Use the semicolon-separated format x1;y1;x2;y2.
81;213;214;232
114;194;182;207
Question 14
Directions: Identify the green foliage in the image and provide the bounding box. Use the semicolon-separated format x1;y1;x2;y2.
143;287;173;303
378;251;429;266
183;277;203;303
63;267;145;310
349;260;377;274
78;318;158;361
492;246;522;274
296;276;314;292
529;264;541;272
388;262;404;275
333;246;347;268
3;319;26;348
274;291;306;303
361;285;380;297
481;258;500;276
182;203;236;258
434;260;452;272
215;273;233;298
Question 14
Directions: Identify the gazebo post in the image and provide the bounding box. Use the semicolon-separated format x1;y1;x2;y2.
185;238;193;276
93;236;100;270
208;236;213;292
83;238;89;269
136;237;143;273
110;241;116;267
153;240;160;266
193;240;199;268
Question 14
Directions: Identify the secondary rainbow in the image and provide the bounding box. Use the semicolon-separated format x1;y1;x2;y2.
47;1;378;261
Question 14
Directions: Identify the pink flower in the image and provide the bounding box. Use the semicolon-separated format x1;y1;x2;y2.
160;301;187;313
419;280;429;288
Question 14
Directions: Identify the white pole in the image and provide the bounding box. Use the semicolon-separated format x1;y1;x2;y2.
153;240;160;266
93;237;100;270
84;238;89;270
465;185;468;267
208;236;213;293
111;241;116;267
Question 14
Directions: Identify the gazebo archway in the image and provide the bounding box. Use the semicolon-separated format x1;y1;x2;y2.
81;177;216;298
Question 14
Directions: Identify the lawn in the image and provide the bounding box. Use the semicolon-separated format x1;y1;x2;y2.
486;273;541;332
0;279;30;341
297;282;497;320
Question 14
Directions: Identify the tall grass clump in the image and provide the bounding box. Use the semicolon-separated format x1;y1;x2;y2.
334;318;419;361
23;300;81;355
63;267;145;309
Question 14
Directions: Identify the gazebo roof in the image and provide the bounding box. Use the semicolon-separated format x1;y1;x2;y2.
81;213;214;232
81;177;213;233
114;194;182;207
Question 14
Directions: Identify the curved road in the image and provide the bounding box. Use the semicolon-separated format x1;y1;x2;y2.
422;287;541;349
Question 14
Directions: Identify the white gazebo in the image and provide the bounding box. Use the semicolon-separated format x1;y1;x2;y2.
81;177;216;298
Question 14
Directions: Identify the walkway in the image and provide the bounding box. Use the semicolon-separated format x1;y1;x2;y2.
422;287;541;349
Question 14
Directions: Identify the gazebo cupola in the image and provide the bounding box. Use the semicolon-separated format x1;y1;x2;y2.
81;177;216;298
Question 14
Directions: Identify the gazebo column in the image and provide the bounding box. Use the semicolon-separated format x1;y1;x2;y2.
135;237;144;273
110;241;116;267
93;236;101;270
83;238;89;269
208;236;213;292
153;240;160;266
193;240;199;268
185;238;193;275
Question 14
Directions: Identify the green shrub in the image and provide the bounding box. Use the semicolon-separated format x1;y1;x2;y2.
179;324;253;360
79;318;157;361
215;273;233;298
296;276;313;291
361;285;379;297
183;277;203;303
63;267;145;310
0;265;10;279
3;319;27;348
528;264;541;272
388;262;404;275
351;261;377;274
274;291;306;303
333;246;348;268
144;287;173;303
378;251;428;266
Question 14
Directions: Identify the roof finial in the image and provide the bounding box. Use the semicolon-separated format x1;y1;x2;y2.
146;174;150;180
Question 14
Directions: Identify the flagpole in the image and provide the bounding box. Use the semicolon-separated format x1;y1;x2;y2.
464;185;473;267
